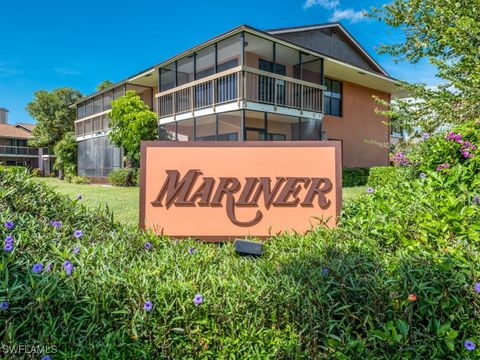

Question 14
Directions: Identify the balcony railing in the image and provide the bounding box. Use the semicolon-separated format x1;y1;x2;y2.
156;66;325;118
0;146;39;156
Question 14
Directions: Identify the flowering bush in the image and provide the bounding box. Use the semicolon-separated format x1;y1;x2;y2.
0;121;479;358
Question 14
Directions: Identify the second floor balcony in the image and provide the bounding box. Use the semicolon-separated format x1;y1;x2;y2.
157;65;324;121
0;145;39;157
155;30;325;122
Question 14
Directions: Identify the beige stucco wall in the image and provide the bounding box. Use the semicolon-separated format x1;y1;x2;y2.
323;79;390;168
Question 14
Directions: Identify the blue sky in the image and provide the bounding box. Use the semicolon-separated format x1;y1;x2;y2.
0;0;440;124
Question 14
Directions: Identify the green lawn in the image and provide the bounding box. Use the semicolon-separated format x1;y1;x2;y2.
37;178;139;225
37;177;365;225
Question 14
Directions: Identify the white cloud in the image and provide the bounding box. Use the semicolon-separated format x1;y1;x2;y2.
303;0;339;10
329;8;367;23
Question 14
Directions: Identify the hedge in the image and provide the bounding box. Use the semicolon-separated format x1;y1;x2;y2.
108;168;139;187
343;167;370;187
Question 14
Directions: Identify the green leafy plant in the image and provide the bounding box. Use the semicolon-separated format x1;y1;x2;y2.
0;120;479;358
70;176;90;185
370;0;480;135
367;166;400;188
31;168;42;177
109;91;157;168
107;168;139;187
53;132;77;179
26;87;82;148
343;167;370;187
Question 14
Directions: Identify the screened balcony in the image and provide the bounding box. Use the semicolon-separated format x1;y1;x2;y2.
0;145;39;156
156;31;325;121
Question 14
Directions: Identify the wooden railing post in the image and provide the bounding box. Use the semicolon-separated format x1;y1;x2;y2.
273;78;277;110
212;79;216;111
300;84;304;115
172;93;176;120
238;71;243;107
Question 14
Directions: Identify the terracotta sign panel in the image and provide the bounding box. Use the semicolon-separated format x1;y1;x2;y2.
140;141;342;241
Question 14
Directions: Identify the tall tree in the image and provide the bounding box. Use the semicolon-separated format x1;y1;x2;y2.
26;87;82;148
370;0;480;134
96;80;114;91
108;90;157;167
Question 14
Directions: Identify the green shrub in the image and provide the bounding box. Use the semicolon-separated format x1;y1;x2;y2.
70;176;90;185
64;174;89;185
367;166;400;188
343;167;370;187
0;120;479;358
31;168;42;177
0;165;28;174
108;168;139;187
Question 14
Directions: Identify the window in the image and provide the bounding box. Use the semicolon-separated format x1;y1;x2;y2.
93;96;102;114
103;91;113;110
218;111;241;140
177;56;194;86
324;78;342;117
196;45;215;79
85;99;93;117
160;63;175;92
177;118;194;141
258;59;286;104
217;34;241;71
195;115;216;140
158;123;177;140
113;86;125;100
77;103;85;119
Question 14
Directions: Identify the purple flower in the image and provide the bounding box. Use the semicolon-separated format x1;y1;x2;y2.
63;260;74;276
188;247;195;254
474;195;479;205
475;282;480;293
41;356;52;360
50;220;62;229
463;150;471;158
73;230;83;238
193;294;203;306
144;300;153;312
73;246;80;255
4;221;14;230
32;263;43;274
422;133;429;139
3;243;13;252
419;172;426;179
77;194;83;200
0;301;9;311
367;187;374;194
464;340;476;351
45;263;52;272
436;163;449;171
4;234;13;244
144;242;153;250
322;267;329;276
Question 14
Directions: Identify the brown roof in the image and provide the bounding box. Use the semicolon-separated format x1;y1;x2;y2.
0;124;33;139
15;123;35;132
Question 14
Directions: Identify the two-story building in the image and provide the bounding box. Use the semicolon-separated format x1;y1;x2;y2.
0;108;55;174
72;23;404;180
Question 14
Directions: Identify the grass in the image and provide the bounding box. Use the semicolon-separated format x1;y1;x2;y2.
37;177;139;225
36;177;365;225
